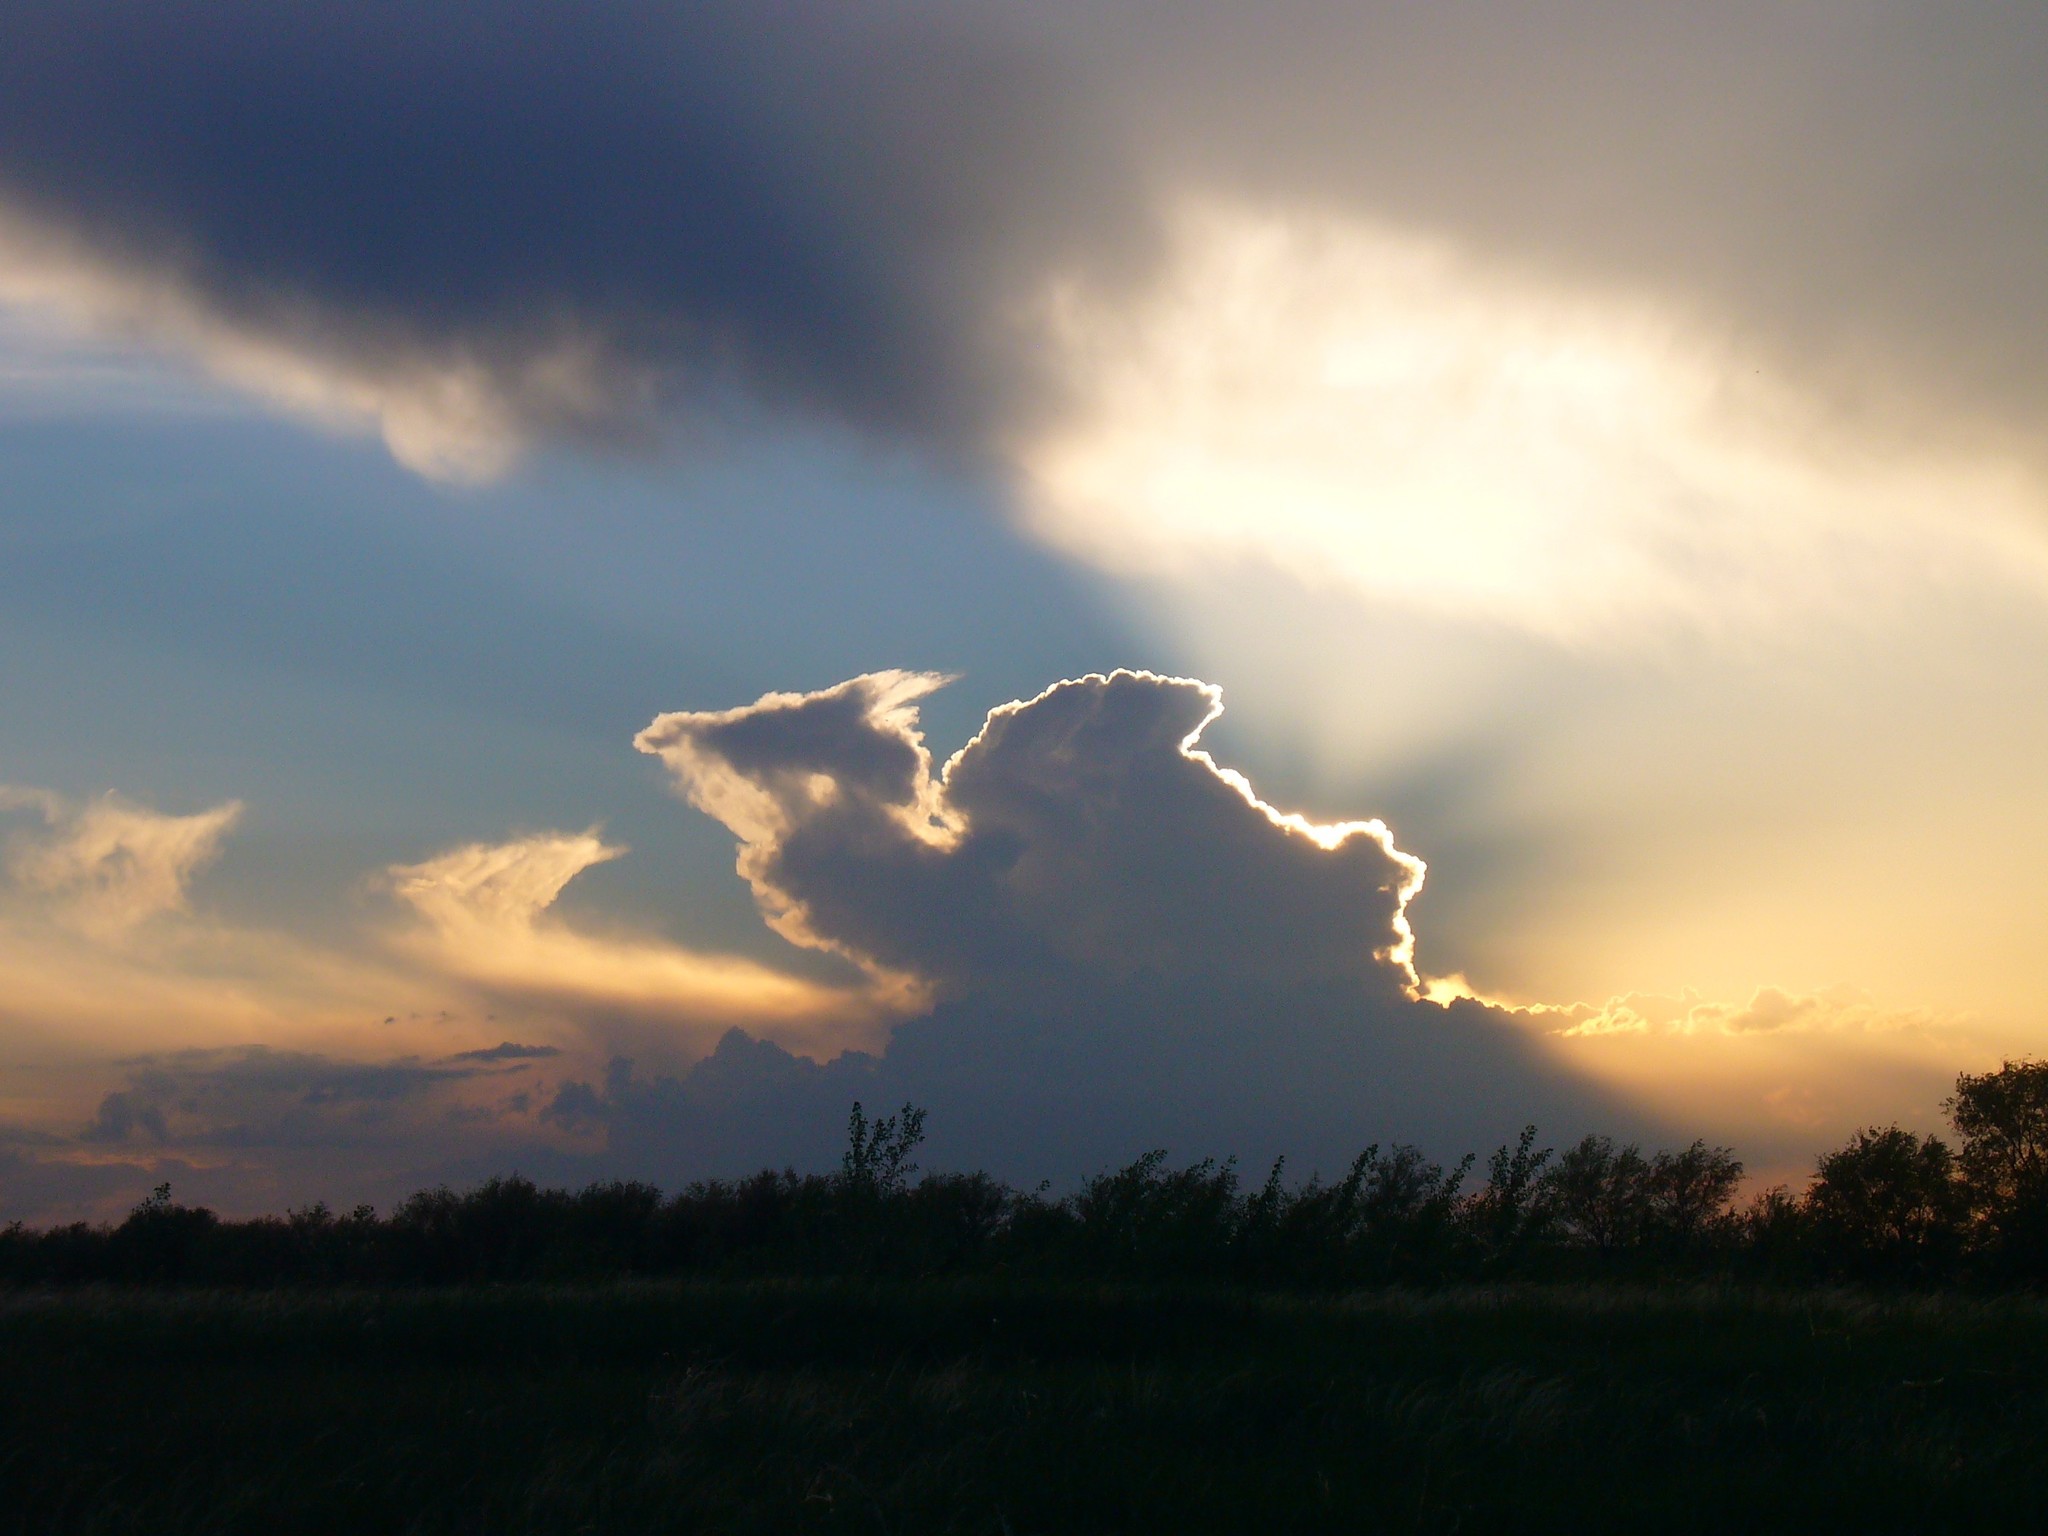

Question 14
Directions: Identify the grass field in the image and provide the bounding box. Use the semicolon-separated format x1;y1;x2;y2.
3;1280;2045;1533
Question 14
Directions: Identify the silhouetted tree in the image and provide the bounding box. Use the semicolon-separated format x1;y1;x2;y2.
1545;1136;1652;1254
9;1095;2048;1291
1804;1126;1965;1280
1947;1059;2048;1277
1069;1151;1242;1277
1643;1140;1744;1250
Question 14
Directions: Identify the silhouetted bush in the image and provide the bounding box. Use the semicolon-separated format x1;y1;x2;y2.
1468;1125;1555;1268
105;1182;222;1284
1734;1183;1813;1280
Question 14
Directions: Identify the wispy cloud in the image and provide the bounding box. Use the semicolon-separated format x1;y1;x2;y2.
3;786;241;940
0;209;609;478
386;829;901;1056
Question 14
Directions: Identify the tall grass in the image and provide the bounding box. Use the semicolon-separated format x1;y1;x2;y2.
3;1279;2044;1533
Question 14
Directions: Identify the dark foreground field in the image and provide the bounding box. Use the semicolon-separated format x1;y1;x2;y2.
3;1282;2046;1534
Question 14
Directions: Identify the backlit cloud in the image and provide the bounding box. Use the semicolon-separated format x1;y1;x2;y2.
0;672;1998;1211
4;1;2043;1215
638;669;1426;997
632;669;1635;1178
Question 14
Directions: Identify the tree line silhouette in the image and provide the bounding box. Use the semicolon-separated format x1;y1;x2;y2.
9;1064;2048;1288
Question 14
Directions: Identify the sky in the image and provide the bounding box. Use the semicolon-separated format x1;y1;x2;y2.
3;1;2046;1219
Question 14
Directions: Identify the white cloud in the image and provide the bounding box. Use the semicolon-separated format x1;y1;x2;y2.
1019;199;2048;646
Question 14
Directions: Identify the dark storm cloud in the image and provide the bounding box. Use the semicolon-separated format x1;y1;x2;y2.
0;0;1141;458
6;3;2041;471
621;671;1647;1181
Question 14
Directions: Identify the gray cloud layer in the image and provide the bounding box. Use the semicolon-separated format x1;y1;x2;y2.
3;3;2042;469
70;1045;555;1153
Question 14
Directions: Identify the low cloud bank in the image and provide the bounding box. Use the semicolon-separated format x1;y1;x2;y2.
0;1043;566;1224
71;1045;528;1150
